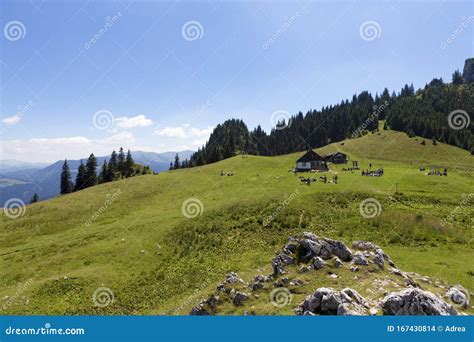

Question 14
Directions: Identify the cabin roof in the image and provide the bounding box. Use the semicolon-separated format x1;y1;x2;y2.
296;150;324;163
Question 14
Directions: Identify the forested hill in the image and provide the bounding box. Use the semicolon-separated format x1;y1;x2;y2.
189;60;473;167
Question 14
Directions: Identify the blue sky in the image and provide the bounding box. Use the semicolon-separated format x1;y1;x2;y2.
0;0;472;162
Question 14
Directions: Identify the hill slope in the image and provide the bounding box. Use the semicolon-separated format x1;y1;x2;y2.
0;150;194;207
0;130;472;315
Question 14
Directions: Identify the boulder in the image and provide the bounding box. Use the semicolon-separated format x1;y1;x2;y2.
352;240;395;266
189;302;209;315
323;238;352;261
232;291;249;306
373;249;385;268
381;288;457;315
249;275;268;291
352;251;369;266
311;256;325;270
224;272;244;284
446;285;469;308
296;287;369;315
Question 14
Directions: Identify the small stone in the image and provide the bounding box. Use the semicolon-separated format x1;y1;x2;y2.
233;292;248;306
333;256;343;268
311;256;325;270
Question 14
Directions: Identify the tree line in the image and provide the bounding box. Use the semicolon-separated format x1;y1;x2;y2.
187;69;473;167
60;148;150;194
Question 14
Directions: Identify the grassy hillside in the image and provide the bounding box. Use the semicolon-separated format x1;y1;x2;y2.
1;129;473;315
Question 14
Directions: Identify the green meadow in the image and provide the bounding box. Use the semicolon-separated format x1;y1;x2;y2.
1;129;473;314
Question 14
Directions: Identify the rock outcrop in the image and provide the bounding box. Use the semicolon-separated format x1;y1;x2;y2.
296;287;370;315
190;232;467;316
381;288;457;315
463;57;474;83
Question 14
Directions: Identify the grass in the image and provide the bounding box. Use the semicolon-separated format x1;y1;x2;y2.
0;128;473;315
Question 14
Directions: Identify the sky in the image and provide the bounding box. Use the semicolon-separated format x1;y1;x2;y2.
0;0;473;163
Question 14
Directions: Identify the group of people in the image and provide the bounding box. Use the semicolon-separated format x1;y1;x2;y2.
426;168;448;176
220;170;234;176
361;168;384;177
299;174;338;185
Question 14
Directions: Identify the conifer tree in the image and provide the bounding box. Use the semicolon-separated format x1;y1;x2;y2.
74;161;87;191
118;147;125;178
99;160;108;183
84;154;98;188
30;193;39;203
107;150;118;182
125;150;134;177
173;153;180;169
60;159;73;194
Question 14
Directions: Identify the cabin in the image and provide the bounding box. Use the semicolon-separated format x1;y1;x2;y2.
324;152;348;164
295;150;328;172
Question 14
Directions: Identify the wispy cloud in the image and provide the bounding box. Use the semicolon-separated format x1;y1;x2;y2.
154;124;213;139
115;114;153;129
2;115;21;126
0;132;152;162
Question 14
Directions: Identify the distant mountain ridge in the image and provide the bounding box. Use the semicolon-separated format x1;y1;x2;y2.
0;150;194;206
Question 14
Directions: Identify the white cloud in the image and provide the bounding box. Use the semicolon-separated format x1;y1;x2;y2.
154;125;213;139
155;126;186;138
2;115;21;126
115;115;153;128
0;132;144;163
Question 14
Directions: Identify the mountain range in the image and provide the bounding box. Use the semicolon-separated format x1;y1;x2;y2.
0;150;193;206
